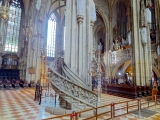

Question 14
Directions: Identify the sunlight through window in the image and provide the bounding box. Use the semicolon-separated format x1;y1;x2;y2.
5;0;21;52
47;13;56;57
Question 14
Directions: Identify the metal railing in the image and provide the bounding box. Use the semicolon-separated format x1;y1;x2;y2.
43;96;156;120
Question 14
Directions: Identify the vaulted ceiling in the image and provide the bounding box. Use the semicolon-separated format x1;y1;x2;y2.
22;0;66;23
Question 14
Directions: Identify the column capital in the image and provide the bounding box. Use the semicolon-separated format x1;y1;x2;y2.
77;15;84;23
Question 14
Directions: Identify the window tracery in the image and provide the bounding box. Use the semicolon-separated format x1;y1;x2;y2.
4;0;21;52
47;13;56;57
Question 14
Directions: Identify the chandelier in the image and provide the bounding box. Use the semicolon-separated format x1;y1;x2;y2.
0;0;10;21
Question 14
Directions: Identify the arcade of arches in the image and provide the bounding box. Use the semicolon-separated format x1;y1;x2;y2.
0;0;160;119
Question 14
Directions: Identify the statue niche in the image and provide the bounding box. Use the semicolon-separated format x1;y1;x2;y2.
99;38;104;53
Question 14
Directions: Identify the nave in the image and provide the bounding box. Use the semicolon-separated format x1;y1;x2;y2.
0;88;160;120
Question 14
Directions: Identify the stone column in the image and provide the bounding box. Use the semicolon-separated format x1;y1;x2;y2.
131;0;141;85
86;0;91;86
77;15;84;76
97;50;101;106
90;21;94;59
64;0;72;66
25;38;31;82
89;20;94;86
35;36;41;82
31;49;36;81
142;41;147;86
146;24;152;84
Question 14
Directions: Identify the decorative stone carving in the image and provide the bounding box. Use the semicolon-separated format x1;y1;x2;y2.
152;50;158;69
76;0;85;16
109;48;131;68
90;58;98;76
29;67;36;74
50;71;98;107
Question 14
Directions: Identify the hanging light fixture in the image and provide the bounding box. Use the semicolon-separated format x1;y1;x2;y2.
0;0;10;21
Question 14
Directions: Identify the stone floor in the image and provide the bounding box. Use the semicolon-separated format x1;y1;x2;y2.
0;88;160;120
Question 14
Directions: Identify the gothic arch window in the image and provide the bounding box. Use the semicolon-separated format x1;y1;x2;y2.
47;13;56;57
5;0;21;52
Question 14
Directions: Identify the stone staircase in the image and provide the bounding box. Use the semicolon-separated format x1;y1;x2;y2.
49;58;98;111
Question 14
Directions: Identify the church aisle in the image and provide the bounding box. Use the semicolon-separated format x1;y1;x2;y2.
0;88;160;120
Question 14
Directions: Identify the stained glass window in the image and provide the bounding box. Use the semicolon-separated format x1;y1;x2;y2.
5;0;21;52
47;13;56;57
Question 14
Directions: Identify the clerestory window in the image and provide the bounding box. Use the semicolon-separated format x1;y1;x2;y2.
47;13;56;57
5;0;21;52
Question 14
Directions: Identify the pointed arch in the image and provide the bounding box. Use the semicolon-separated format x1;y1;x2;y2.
47;12;57;57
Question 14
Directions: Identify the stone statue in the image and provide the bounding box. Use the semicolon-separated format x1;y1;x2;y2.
140;0;147;27
90;0;96;22
76;0;85;16
127;31;131;45
145;8;151;24
141;27;147;45
98;41;102;51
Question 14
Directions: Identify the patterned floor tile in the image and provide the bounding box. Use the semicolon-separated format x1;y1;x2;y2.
0;88;160;120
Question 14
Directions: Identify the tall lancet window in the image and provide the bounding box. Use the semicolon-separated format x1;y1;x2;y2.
5;0;21;52
47;13;56;57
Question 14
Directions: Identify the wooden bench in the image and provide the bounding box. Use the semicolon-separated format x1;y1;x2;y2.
102;84;137;98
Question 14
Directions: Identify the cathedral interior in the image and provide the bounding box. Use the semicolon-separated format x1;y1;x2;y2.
0;0;160;120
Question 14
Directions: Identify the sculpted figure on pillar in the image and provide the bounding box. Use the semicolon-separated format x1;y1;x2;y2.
145;8;151;24
127;31;131;45
140;0;147;27
90;0;96;22
76;0;85;16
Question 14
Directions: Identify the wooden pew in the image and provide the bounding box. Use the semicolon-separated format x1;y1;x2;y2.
12;79;20;88
4;79;12;89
